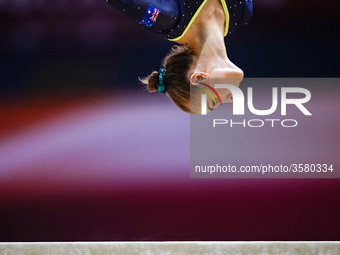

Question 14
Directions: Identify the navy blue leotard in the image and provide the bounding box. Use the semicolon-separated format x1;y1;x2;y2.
105;0;252;40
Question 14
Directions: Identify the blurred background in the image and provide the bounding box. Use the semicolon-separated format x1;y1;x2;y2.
0;0;339;241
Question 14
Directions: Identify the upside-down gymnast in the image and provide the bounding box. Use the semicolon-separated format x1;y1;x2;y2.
106;0;253;113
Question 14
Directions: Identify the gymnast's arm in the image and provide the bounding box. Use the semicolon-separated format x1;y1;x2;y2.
105;0;179;34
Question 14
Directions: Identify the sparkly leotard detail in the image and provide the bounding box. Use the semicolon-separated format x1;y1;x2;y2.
106;0;252;40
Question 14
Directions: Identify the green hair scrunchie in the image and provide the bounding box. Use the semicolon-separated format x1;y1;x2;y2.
158;68;166;93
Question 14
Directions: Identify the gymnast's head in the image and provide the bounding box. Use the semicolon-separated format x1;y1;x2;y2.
140;45;193;112
140;44;244;114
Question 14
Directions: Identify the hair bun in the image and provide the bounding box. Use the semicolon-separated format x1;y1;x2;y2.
146;71;159;93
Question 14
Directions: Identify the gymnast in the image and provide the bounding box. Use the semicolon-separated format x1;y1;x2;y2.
106;0;253;113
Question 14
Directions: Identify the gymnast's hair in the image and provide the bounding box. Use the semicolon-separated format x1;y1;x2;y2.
140;45;194;113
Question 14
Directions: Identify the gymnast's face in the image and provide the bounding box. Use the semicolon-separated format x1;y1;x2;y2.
188;60;244;114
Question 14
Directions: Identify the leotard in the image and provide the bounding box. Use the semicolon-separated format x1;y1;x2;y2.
105;0;252;40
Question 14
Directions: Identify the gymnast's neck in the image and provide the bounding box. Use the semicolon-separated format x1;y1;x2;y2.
176;0;227;57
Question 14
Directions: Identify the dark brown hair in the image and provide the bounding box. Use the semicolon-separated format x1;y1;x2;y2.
140;45;194;113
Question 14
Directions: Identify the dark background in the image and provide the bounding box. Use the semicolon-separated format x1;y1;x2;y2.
0;0;339;241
